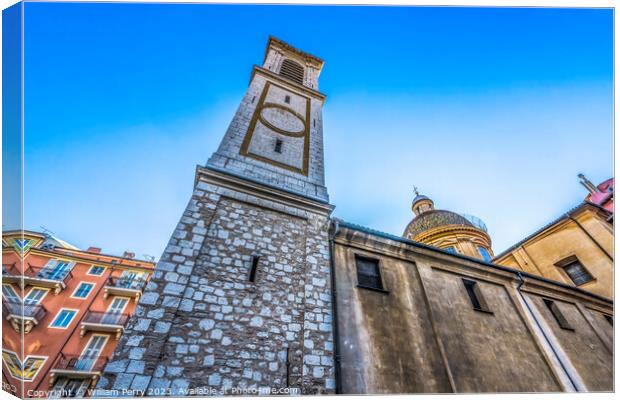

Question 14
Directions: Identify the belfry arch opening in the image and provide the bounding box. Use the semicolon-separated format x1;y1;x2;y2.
279;59;304;85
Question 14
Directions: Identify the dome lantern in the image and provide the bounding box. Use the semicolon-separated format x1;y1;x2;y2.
411;187;435;216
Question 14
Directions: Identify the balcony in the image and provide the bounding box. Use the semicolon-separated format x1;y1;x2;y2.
48;353;108;389
103;276;147;302
2;300;47;334
80;311;128;339
2;264;73;294
2;263;21;284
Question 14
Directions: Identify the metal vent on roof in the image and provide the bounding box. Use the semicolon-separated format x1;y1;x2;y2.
279;59;304;85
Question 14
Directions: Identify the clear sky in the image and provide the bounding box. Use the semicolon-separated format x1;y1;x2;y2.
6;3;613;259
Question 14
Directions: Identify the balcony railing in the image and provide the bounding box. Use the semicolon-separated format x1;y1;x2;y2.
2;263;21;281
2;264;73;294
83;311;129;326
26;264;73;284
103;276;147;301
52;354;109;373
80;311;129;339
49;353;109;388
107;276;147;290
2;263;17;274
2;300;47;334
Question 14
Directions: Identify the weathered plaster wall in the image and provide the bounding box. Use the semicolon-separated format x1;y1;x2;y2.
332;224;613;394
333;245;452;394
528;294;613;391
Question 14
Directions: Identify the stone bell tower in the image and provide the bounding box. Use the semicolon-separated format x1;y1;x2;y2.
96;37;335;395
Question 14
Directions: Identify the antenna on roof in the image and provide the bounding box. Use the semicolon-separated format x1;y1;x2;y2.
578;173;599;194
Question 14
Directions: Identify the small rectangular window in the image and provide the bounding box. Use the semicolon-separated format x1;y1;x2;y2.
50;309;77;329
274;139;283;154
604;314;613;326
556;256;593;286
284;95;291;104
248;256;260;282
72;282;95;299
543;299;573;330
251;95;256;104
88;265;106;276
462;279;492;313
355;256;384;291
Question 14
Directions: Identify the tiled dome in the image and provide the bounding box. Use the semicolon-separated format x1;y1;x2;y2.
404;209;474;239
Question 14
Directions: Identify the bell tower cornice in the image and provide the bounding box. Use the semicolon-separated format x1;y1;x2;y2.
263;36;324;71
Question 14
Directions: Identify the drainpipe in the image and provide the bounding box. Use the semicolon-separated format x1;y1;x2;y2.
514;272;585;392
327;220;342;394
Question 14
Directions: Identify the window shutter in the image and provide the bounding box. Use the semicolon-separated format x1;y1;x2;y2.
279;59;304;85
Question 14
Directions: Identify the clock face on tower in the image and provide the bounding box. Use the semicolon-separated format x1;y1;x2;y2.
240;81;311;176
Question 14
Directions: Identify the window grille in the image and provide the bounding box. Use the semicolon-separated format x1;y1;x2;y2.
556;256;593;286
355;256;383;290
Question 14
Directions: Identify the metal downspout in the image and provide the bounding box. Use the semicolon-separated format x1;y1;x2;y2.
328;220;342;394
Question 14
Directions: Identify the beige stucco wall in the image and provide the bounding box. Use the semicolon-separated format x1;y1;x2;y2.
494;206;613;299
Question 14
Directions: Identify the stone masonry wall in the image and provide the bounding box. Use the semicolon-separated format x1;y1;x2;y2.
95;179;335;396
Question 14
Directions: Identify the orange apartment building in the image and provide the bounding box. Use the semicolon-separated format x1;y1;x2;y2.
2;230;155;398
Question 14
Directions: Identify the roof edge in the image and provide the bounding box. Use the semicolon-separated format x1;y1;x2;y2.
492;201;612;260
333;218;613;305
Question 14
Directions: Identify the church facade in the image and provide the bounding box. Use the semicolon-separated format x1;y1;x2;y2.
494;175;614;300
95;37;613;395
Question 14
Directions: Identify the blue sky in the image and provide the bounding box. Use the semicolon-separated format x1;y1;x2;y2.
4;3;613;259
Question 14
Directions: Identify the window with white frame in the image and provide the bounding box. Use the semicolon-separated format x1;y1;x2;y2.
50;309;77;328
88;265;106;276
72;282;95;299
2;284;20;303
39;260;74;280
24;288;49;305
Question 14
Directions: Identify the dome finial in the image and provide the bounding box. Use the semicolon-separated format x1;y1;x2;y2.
411;188;434;216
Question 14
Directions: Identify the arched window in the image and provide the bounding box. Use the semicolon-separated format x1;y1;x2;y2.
279;59;304;85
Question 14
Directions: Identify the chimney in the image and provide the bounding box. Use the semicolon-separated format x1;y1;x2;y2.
87;247;102;254
123;251;135;259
